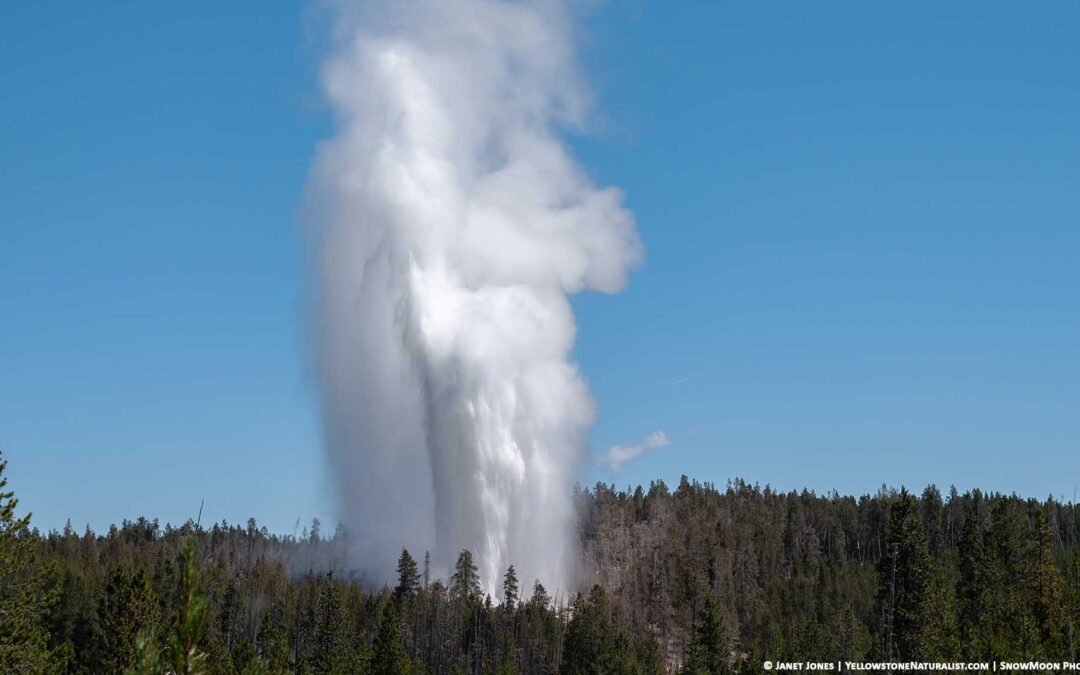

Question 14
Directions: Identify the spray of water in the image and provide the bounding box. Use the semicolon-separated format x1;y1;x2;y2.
308;0;641;595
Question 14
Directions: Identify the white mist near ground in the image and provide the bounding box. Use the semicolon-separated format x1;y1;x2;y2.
308;0;641;596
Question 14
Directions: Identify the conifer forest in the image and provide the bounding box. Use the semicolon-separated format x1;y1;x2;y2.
4;452;1080;674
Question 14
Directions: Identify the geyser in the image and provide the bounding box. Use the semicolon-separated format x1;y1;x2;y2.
309;0;642;596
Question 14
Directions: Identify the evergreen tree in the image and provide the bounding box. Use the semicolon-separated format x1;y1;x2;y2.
312;578;350;674
878;488;932;660
561;585;642;674
204;636;237;675
451;549;482;602
170;538;210;675
219;578;242;653
99;567;161;673
254;599;291;673
239;655;270;675
685;594;729;674
372;601;411;675
561;587;608;673
529;580;550;609
0;452;57;674
502;565;519;611
957;510;992;657
497;629;520;675
394;548;421;602
231;637;258;674
1064;554;1080;661
47;567;97;672
1026;507;1063;644
920;485;946;558
497;652;520;675
636;631;664;675
920;564;961;660
124;628;163;675
987;498;1030;657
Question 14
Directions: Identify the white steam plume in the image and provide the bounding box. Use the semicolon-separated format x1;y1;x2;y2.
601;431;671;473
309;0;641;596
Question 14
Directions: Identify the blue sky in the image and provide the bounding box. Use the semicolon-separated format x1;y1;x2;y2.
3;2;1078;535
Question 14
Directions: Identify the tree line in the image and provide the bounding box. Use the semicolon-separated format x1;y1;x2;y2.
3;452;1080;673
575;477;1080;669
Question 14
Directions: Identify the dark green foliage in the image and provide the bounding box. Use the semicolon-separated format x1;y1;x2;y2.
529;579;550;609
450;549;481;602
312;577;351;674
124;628;162;675
562;584;656;674
0;452;57;674
685;594;729;674
921;485;946;558
99;566;161;673
878;488;934;659
256;600;292;674
204;635;237;675
394;548;421;602
957;508;992;656
579;479;1080;667
171;538;210;675
231;636;259;674
4;456;1080;673
1027;507;1063;640
372;601;411;675
502;564;519;611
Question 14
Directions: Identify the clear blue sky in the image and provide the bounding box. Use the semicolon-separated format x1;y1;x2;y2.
3;3;1078;535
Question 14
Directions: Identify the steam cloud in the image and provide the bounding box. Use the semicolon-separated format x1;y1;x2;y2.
309;0;641;596
600;431;671;473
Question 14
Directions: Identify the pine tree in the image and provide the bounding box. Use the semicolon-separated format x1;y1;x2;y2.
497;652;520;675
239;655;270;675
987;498;1030;657
170;538;210;675
1064;554;1080;661
497;628;519;675
561;585;643;674
561;588;607;673
204;636;237;675
124;628;162;675
99;567;161;673
920;564;960;660
529;580;550;609
451;549;482;602
394;548;421;602
372;601;411;675
0;451;57;674
312;578;350;674
920;485;946;558
219;578;242;653
502;565;519;611
231;637;259;675
1026;507;1063;644
48;567;97;672
256;600;292;674
957;510;992;657
685;594;729;674
878;488;932;660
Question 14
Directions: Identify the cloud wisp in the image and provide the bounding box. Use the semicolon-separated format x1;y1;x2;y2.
600;431;671;473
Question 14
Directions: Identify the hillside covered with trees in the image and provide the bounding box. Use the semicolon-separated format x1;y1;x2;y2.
3;451;1080;673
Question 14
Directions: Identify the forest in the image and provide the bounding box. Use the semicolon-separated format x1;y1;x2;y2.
3;451;1080;674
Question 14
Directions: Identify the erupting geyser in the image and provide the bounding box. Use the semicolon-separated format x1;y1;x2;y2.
309;0;642;596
